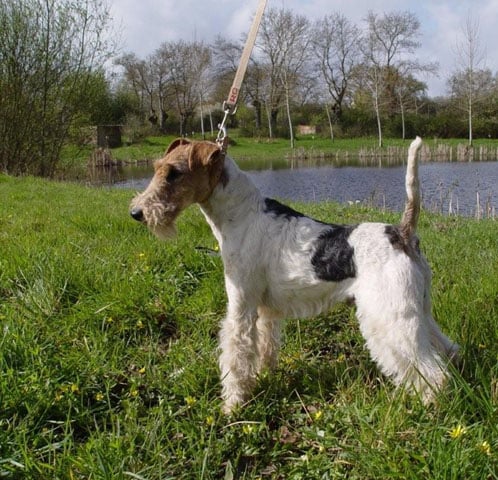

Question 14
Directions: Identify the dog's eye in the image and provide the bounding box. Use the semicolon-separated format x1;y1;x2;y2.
166;167;182;183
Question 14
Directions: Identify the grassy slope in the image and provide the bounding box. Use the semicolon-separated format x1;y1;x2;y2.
0;174;497;479
64;133;498;167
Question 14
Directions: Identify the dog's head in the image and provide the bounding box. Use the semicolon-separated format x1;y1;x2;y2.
129;138;225;239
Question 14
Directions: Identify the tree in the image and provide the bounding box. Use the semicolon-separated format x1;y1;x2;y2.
393;72;427;139
312;13;362;139
359;11;431;146
115;53;155;122
451;13;486;145
257;8;311;143
155;41;212;136
0;0;114;176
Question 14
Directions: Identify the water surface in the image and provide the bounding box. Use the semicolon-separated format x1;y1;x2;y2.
111;160;498;217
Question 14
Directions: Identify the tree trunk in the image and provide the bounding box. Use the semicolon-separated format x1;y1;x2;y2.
374;82;383;148
399;92;406;140
252;99;262;131
199;93;205;139
284;86;294;148
325;103;334;141
264;101;273;138
468;90;473;146
209;110;214;136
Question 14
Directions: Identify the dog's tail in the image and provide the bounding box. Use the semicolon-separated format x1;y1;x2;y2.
400;136;423;242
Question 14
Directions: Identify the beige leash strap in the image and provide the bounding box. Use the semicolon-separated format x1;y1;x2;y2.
216;0;268;150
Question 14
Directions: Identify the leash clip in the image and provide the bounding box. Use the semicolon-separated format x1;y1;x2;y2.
216;103;236;150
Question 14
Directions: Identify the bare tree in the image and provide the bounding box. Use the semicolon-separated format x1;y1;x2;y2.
361;11;428;145
115;53;155;121
393;71;427;139
155;41;212;136
452;13;486;146
257;8;310;143
278;12;311;148
312;13;361;139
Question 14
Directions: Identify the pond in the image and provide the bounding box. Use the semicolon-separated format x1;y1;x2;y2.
101;158;498;218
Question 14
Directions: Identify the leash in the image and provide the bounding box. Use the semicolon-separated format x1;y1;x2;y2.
216;0;268;153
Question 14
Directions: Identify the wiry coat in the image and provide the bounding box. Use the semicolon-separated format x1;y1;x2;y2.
130;137;459;414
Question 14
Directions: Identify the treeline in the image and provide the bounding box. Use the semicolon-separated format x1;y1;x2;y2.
114;8;498;147
1;2;497;177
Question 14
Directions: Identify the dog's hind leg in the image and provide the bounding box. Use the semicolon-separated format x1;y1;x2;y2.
354;276;451;403
422;286;460;367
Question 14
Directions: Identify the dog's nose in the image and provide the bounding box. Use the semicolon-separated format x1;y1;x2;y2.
130;207;144;222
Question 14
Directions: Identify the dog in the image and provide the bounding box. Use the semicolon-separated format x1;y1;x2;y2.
130;136;459;414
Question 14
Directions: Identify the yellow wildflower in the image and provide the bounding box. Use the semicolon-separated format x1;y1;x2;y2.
242;424;255;435
185;396;197;407
71;384;80;394
313;410;323;421
205;415;215;426
449;424;467;439
479;441;491;455
138;366;146;374
95;392;104;401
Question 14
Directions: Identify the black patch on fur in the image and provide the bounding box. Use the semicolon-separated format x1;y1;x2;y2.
385;225;421;257
385;225;420;256
311;226;357;282
263;198;305;219
385;225;406;251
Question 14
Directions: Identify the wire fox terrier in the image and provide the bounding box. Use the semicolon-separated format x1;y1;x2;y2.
130;137;459;414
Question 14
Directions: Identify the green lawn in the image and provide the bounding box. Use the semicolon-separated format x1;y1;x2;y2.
0;174;497;479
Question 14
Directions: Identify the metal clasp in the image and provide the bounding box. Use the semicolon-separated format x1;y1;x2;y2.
216;102;237;149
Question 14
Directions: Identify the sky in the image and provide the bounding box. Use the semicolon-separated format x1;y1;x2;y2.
109;0;498;98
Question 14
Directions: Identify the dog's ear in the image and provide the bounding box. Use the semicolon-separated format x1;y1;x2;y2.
165;138;190;155
188;142;223;170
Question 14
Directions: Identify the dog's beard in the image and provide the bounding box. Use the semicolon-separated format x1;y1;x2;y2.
150;221;177;240
146;207;179;240
131;194;179;240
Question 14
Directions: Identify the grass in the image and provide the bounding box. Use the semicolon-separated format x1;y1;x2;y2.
1;174;497;479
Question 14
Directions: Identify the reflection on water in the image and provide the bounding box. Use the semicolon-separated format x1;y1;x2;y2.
86;163;153;186
248;162;498;217
104;158;498;218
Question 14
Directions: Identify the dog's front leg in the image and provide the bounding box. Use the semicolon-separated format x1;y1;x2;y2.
218;294;259;414
256;306;282;373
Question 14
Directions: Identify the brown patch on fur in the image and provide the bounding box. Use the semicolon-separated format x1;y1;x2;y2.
165;137;190;155
130;139;226;239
